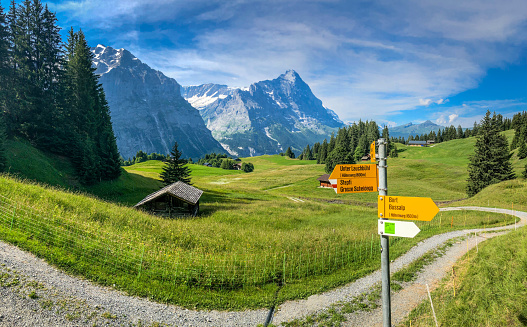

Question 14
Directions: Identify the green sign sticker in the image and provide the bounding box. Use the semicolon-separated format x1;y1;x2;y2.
384;222;395;235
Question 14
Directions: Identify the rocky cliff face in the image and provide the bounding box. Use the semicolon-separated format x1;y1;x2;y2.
182;70;343;157
91;45;225;160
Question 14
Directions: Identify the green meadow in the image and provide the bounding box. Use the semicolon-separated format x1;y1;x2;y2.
0;133;522;310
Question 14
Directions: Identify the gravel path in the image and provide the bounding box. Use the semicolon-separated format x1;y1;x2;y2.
0;207;524;326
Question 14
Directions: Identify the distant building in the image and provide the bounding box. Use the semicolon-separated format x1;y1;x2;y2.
408;141;428;147
203;162;212;167
134;181;203;217
317;174;332;188
233;163;242;170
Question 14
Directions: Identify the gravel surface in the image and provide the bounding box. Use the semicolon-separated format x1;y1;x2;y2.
273;206;526;325
0;206;524;326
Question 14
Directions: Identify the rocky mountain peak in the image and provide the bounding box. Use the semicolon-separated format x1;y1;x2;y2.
182;70;343;157
91;45;225;159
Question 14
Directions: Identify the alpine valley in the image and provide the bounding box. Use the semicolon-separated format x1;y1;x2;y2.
182;70;344;157
92;45;344;159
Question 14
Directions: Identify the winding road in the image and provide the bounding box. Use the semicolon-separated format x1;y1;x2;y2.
0;206;524;326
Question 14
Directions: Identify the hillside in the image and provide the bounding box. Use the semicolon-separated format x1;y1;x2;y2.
0;132;524;312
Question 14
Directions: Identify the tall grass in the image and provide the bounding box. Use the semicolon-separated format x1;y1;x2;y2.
0;174;514;309
403;227;527;326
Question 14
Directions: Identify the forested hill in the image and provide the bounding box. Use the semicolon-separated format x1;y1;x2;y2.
0;1;121;185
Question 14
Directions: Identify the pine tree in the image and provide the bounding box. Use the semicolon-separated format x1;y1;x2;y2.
285;146;294;158
518;140;527;160
467;111;515;197
0;114;6;172
317;139;328;164
353;143;364;162
160;142;191;185
325;141;355;173
0;4;8;117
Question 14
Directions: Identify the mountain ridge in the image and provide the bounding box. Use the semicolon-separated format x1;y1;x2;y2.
182;70;344;156
91;45;226;160
389;120;443;139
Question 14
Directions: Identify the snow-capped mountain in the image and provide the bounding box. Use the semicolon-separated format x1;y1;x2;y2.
181;84;237;110
181;70;344;157
91;45;225;160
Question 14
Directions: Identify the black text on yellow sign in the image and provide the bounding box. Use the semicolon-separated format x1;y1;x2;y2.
334;178;378;194
329;163;378;180
378;195;439;221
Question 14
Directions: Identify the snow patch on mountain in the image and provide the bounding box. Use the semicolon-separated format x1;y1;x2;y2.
181;69;343;157
264;127;283;151
220;143;238;156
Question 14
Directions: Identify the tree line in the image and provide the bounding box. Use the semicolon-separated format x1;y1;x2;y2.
284;120;398;173
0;0;121;184
394;115;513;145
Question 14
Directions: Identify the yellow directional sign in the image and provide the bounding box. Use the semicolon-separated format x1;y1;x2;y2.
378;195;439;221
329;164;378;180
370;141;376;163
329;177;378;194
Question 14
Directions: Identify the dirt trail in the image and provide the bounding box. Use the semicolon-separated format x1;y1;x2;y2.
0;207;524;326
273;207;527;326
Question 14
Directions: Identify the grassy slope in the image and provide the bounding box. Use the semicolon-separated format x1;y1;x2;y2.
1;133;525;311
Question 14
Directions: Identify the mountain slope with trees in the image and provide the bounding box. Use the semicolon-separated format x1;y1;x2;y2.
0;0;121;185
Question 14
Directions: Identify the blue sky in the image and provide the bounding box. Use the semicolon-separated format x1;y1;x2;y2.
3;0;526;127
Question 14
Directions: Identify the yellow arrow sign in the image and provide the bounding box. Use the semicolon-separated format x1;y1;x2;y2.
378;195;439;221
329;177;378;194
329;164;378;180
370;141;376;163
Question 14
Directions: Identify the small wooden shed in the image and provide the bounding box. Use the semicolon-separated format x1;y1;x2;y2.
317;174;332;188
134;181;203;217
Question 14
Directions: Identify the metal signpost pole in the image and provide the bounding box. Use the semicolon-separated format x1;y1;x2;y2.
378;138;391;327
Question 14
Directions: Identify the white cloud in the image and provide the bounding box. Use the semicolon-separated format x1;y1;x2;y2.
420;99;432;106
448;114;459;124
47;0;527;124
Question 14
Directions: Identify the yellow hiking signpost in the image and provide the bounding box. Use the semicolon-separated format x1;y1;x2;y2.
329;163;377;179
332;178;378;194
377;195;439;221
328;164;378;194
325;142;440;326
370;141;376;163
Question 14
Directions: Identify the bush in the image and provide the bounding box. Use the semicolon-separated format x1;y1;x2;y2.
242;162;254;172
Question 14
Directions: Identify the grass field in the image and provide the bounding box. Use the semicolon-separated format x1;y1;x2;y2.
0;133;522;310
402;226;527;327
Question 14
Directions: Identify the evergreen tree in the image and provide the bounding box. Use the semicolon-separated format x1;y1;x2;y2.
325;141;355;173
285;146;295;158
303;144;313;160
318;139;328;164
467;111;515;197
353;143;364;162
0;115;6;172
457;125;464;139
518;140;527;160
160;142;191;185
390;144;398;158
328;132;336;153
0;4;8;117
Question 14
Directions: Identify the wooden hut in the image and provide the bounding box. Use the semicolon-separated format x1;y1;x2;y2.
134;181;203;217
317;174;332;188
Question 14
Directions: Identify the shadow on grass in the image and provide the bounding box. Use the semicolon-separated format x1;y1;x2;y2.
199;189;269;216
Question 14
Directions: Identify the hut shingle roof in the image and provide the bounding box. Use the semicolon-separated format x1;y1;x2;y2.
134;181;203;207
317;174;330;182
